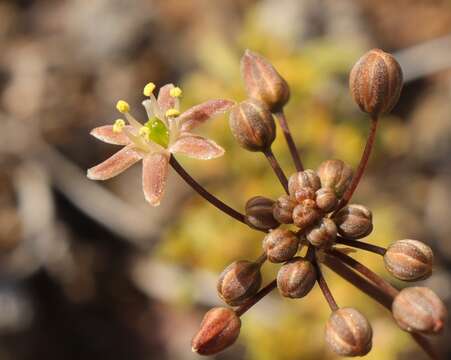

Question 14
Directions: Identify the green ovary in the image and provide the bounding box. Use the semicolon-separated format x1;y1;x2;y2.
144;118;170;148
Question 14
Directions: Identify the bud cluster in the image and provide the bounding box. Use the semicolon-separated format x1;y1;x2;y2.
190;48;447;359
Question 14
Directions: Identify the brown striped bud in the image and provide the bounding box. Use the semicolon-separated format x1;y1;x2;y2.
333;204;373;239
277;257;317;298
292;199;321;229
305;218;337;248
217;260;262;306
240;49;290;111
349;48;403;117
288;170;321;196
245;196;279;231
325;308;372;357
263;228;299;263
315;188;338;212
384;239;433;281
392;287;447;334
192;307;241;355
229;99;276;152
317;159;353;198
272;195;296;224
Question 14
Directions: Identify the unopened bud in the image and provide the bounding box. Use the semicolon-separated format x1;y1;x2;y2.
349;48;403;117
317;159;353;198
294;187;316;203
384;239;433;281
292;199;321;229
191;307;241;355
333;204;373;239
288;170;321;196
315;188;338;212
392;287;447;334
305;218;337;248
325;308;372;357
245;196;279;231
263;228;299;263
240;49;290;111
277;257;317;298
272;195;296;224
229;99;276;152
217;260;262;306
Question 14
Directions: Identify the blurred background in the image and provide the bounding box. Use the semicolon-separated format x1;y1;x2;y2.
0;0;451;359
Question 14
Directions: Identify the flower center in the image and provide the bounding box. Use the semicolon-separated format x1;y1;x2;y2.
143;117;170;148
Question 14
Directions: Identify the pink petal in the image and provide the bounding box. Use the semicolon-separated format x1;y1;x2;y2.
142;152;170;206
87;145;141;180
179;99;235;132
90;125;132;145
157;84;176;113
170;134;225;160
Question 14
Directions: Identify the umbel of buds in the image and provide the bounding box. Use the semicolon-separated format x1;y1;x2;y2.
229;99;276;152
333;204;373;239
217;260;262;306
241;49;290;111
277;257;317;298
317;159;353;198
349;48;403;117
263;229;299;263
392;287;447;334
245;196;280;231
384;239;433;281
192;307;241;355
325;308;373;357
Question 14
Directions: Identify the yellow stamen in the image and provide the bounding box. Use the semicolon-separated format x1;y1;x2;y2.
143;82;156;96
139;126;150;138
165;108;180;117
116;100;130;113
113;119;125;133
169;86;182;98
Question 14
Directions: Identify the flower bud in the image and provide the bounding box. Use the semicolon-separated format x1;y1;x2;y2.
288;170;321;196
315;188;338;212
384;239;433;281
263;228;299;263
349;48;403;117
217;260;262;306
240;49;290;111
325;308;372;357
277;257;317;298
392;287;447;334
317;159;353;198
245;196;279;231
272;195;296;224
305;218;337;248
333;204;373;239
192;307;241;355
229;99;276;152
292;199;321;229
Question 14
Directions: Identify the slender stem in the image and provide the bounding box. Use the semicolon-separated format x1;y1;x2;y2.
274;111;303;171
336;236;386;256
255;252;267;266
235;279;277;317
312;248;339;311
328;249;397;298
263;147;289;194
336;116;379;212
169;156;247;225
322;254;439;360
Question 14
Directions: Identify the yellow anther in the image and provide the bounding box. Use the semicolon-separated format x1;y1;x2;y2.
139;126;150;138
116;100;130;113
113;119;126;133
165;108;180;117
169;86;182;98
143;82;156;96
